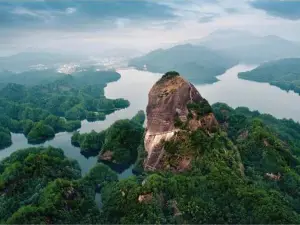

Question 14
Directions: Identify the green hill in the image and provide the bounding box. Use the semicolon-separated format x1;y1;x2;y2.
239;58;300;94
129;44;237;84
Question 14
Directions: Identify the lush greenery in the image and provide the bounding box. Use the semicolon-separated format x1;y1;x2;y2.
157;71;180;84
212;103;300;158
0;127;12;150
0;146;121;224
4;103;300;223
129;44;237;84
26;122;55;144
187;99;213;118
71;130;106;156
212;103;300;211
82;163;118;191
238;58;300;94
72;111;145;168
95;103;300;223
0;69;129;145
3;101;300;223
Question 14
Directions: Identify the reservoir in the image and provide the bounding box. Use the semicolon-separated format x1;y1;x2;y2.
1;64;300;175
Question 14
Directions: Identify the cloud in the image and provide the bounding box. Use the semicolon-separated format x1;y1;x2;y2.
198;13;220;23
65;7;76;15
250;0;300;20
1;0;300;57
0;0;176;30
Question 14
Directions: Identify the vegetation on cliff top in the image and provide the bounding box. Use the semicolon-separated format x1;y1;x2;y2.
157;71;180;84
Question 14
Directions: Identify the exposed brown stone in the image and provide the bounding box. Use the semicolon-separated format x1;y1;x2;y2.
99;150;114;161
169;200;182;217
263;139;270;147
144;73;218;172
146;76;202;134
138;193;153;203
265;173;281;181
178;157;192;172
238;130;249;141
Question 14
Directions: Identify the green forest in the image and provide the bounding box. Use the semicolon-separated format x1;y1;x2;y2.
71;111;145;169
238;58;300;94
2;103;300;223
0;69;129;146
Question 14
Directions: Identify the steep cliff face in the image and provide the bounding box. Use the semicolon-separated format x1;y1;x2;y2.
144;72;218;171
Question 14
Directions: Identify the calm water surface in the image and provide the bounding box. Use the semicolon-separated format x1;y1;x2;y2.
196;65;300;121
0;69;160;175
1;65;300;175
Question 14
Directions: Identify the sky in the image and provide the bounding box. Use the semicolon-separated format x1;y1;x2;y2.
1;0;300;57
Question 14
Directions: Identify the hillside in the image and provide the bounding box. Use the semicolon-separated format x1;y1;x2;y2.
21;71;300;223
129;44;237;84
193;30;300;64
238;58;300;94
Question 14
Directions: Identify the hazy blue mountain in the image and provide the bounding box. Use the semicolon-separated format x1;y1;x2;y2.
191;30;300;64
129;44;237;84
0;52;82;72
238;58;300;94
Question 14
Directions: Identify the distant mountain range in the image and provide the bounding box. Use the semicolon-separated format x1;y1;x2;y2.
129;30;300;84
190;30;300;64
129;44;237;84
0;52;83;72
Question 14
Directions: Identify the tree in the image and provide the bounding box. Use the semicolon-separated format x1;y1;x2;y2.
27;122;55;144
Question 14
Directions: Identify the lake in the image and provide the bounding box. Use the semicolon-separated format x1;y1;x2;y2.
1;64;300;175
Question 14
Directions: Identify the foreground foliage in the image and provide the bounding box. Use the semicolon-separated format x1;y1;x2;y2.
3;103;300;223
0;146;119;224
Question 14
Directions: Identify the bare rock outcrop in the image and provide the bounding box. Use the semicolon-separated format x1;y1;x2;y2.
144;72;218;171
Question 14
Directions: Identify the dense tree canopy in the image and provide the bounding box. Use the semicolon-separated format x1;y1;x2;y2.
72;112;145;169
0;146;123;224
27;122;55;144
3;103;300;223
0;127;12;150
238;58;300;94
0;69;129;145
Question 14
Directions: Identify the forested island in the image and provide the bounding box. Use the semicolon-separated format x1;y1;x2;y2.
238;58;300;94
71;111;145;170
0;69;129;145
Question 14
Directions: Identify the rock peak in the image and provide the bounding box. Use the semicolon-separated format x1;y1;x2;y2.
144;71;218;172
